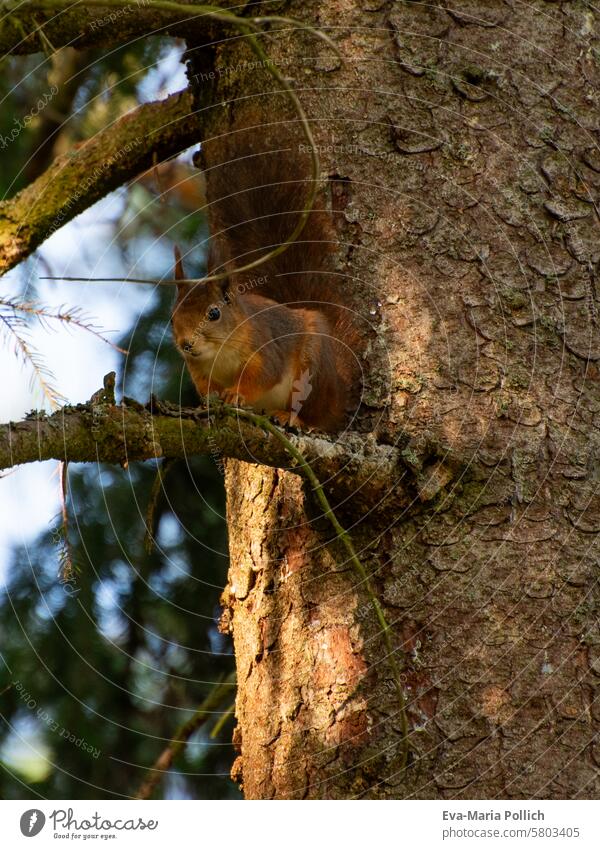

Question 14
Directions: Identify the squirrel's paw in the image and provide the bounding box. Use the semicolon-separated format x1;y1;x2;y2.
271;410;292;427
221;389;246;407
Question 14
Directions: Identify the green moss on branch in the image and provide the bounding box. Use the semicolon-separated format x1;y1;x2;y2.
0;89;199;273
0;378;411;508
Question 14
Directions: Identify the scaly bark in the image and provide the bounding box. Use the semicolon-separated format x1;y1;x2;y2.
194;0;600;798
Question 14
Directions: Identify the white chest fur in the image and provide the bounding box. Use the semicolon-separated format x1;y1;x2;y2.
253;366;295;412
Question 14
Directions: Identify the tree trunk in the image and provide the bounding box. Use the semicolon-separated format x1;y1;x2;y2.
191;1;600;798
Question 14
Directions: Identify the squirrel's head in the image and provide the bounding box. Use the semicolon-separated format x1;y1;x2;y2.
171;246;248;379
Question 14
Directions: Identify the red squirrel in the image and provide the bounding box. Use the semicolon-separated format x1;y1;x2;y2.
171;147;360;432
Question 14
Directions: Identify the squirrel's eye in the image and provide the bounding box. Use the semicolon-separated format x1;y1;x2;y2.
207;306;221;322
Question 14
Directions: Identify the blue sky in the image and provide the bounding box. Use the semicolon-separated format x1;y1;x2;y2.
0;46;189;581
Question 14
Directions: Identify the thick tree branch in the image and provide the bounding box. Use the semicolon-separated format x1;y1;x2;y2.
0;375;418;509
1;0;223;56
0;88;200;273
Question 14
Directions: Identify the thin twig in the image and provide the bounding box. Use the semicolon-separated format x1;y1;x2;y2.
0;313;65;408
1;297;128;354
135;670;236;800
144;457;178;555
56;460;78;582
209;700;235;739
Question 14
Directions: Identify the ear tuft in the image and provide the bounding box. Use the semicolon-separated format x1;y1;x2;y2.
218;276;232;303
174;245;185;282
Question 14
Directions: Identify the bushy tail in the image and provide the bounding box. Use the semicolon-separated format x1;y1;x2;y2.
200;128;361;419
201;132;334;299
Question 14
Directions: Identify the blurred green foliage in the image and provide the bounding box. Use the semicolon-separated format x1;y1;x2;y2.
0;39;238;800
0;37;176;197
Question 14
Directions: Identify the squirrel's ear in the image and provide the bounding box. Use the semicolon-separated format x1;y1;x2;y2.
173;245;186;291
218;276;231;302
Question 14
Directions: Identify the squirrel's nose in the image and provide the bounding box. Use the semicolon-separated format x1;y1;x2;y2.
181;339;194;353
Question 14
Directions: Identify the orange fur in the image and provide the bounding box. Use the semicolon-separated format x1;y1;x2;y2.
171;144;361;432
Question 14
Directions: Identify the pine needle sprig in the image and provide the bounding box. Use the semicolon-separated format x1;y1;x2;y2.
0;296;128;409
